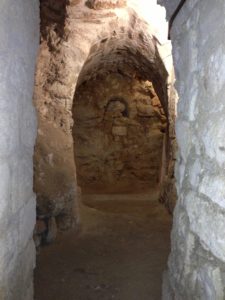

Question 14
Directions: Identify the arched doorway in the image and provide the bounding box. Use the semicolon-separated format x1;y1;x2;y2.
34;1;177;299
33;0;176;239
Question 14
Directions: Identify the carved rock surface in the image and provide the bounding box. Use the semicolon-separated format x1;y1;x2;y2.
74;73;166;193
86;0;126;9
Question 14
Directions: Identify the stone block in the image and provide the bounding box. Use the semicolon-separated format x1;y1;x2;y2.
197;266;224;300
136;102;154;117
199;174;225;209
112;126;127;136
185;192;225;262
202;117;225;167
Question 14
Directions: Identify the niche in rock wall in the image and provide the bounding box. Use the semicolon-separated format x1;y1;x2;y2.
73;73;167;193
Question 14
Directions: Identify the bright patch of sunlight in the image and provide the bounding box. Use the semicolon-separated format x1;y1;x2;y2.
129;0;168;43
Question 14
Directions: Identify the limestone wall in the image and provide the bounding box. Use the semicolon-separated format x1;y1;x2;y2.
74;74;166;193
162;0;225;298
0;0;39;299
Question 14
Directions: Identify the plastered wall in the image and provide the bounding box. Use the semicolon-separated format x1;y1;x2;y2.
162;0;225;298
0;1;39;299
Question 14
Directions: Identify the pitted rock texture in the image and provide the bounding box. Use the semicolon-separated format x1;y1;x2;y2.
34;0;175;236
74;74;166;193
40;0;69;45
86;0;126;10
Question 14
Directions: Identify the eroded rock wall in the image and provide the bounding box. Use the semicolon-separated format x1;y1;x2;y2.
163;0;225;298
34;0;78;232
34;0;173;233
0;0;39;299
74;74;166;193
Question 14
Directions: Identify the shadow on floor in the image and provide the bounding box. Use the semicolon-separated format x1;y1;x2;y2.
34;193;172;300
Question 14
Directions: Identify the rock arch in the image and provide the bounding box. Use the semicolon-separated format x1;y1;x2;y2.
34;0;175;229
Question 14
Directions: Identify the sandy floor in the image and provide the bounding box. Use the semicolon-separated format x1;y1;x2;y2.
34;193;172;300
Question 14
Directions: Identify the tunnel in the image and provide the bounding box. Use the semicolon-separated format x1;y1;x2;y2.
1;0;224;299
73;34;170;197
0;0;225;300
33;1;176;299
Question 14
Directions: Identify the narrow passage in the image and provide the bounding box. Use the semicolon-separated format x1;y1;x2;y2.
35;192;171;300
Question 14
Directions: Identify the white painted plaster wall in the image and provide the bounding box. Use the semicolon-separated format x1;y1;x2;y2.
161;0;225;298
0;1;39;299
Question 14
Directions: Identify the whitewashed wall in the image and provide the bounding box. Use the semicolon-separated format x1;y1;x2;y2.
0;0;39;299
161;0;225;298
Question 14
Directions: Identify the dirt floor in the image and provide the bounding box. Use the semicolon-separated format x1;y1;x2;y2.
34;192;172;300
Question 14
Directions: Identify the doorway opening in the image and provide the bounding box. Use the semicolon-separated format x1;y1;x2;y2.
34;1;177;299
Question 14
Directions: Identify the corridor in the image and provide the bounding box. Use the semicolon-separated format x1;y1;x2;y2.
1;0;224;298
35;192;171;300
